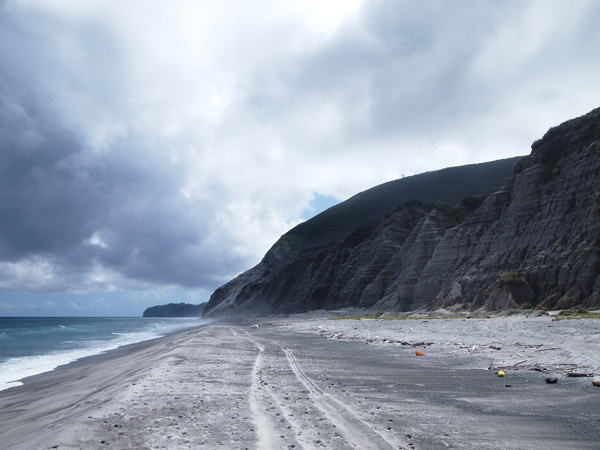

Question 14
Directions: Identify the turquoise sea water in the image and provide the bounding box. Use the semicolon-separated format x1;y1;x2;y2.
0;316;208;391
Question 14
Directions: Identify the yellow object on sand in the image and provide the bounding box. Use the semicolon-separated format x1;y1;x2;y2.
498;370;505;377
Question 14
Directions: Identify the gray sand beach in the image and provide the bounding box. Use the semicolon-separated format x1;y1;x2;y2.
1;314;600;449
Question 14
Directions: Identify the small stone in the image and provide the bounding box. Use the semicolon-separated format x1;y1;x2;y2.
592;378;600;387
546;378;558;384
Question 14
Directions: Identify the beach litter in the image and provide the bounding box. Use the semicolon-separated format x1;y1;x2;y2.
497;371;505;377
415;351;424;356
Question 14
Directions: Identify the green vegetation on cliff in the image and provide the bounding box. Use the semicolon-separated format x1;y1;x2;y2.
284;157;522;250
533;106;600;183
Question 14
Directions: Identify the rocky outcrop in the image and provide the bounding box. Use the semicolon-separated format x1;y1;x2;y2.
204;107;600;316
143;302;207;317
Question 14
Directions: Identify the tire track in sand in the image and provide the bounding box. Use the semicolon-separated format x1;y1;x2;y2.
237;327;408;449
233;328;305;450
284;349;406;450
249;340;281;449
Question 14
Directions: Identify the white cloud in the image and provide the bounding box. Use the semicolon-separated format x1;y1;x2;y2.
0;301;16;311
90;297;112;311
68;301;84;311
0;259;57;291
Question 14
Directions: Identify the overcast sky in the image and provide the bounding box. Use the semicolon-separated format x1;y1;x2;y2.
1;0;599;316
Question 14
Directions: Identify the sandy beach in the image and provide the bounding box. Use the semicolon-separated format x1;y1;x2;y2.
1;314;600;449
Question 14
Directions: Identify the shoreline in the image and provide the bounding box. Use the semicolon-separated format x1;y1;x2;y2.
17;320;213;388
1;315;600;449
0;317;211;392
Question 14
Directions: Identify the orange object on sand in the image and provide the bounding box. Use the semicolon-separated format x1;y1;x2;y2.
415;351;424;356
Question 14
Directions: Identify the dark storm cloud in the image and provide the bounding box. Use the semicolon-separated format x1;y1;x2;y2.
0;90;236;291
0;95;91;259
0;1;258;295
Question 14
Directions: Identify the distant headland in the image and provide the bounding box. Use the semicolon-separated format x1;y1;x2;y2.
142;302;207;317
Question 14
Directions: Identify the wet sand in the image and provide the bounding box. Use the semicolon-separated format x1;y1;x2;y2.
1;315;600;449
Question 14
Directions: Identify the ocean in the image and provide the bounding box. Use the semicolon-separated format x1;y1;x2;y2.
0;316;209;391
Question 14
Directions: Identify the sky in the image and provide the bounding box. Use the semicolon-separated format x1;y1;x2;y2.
1;0;599;316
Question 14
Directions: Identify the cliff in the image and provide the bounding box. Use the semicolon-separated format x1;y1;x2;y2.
143;302;207;317
204;107;600;316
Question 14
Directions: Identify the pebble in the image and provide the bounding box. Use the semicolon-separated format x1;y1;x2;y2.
545;378;558;384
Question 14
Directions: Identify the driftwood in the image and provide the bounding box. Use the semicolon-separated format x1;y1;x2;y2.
401;341;434;347
566;372;594;377
496;360;528;369
535;347;557;352
364;338;434;346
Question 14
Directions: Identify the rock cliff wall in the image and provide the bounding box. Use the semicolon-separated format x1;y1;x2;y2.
205;108;600;316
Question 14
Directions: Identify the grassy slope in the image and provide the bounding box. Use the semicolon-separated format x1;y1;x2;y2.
284;156;523;250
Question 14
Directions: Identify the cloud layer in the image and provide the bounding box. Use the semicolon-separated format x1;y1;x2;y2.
1;0;599;309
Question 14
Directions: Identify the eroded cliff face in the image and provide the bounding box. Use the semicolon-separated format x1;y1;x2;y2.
205;108;600;316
